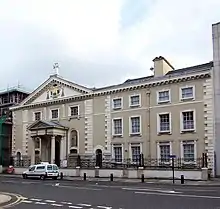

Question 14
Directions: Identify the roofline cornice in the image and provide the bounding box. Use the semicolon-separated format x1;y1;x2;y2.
10;71;211;111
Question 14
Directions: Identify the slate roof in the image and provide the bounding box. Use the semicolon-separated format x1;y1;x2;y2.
94;61;213;90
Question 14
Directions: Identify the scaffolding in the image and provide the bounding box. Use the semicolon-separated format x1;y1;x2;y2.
0;115;8;166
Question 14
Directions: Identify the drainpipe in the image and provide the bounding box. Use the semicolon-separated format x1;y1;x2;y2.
147;89;151;158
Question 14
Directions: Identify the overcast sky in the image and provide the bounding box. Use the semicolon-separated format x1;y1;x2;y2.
0;0;220;92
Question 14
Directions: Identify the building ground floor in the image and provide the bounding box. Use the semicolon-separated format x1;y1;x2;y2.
11;120;210;175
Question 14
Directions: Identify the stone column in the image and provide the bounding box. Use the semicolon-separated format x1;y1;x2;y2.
31;138;35;165
51;136;55;164
60;137;65;163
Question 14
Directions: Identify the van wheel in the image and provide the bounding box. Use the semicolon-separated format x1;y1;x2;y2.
22;174;27;179
40;175;45;180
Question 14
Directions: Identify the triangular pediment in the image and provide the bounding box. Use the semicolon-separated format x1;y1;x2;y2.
19;75;92;105
28;120;68;130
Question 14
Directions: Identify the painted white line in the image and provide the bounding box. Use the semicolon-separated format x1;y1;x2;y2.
22;200;32;203
77;203;92;207
45;200;56;203
35;202;47;205
30;198;42;201
122;187;181;194
51;203;63;207
97;206;112;209
135;191;220;199
58;185;102;191
61;201;73;204
69;206;83;208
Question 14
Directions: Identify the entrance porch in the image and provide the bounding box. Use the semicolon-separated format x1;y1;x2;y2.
28;120;69;166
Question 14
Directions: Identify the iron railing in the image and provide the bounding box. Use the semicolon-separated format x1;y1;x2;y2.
10;155;206;170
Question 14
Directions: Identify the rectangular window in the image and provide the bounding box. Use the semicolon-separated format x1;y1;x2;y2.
70;106;79;116
130;116;141;134
112;98;122;109
159;142;170;162
159;113;170;132
51;109;59;119
181;86;194;100
182;141;195;162
34;112;41;121
113;146;122;162
130;95;140;107
182;111;195;131
158;90;170;103
131;145;141;163
113;118;122;135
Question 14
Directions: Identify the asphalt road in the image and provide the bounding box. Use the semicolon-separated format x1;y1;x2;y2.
1;176;220;209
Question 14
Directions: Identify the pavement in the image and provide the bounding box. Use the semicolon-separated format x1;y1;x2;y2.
0;194;11;204
0;173;219;186
1;176;220;208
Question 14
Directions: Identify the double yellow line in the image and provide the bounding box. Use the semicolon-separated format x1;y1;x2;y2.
0;192;27;208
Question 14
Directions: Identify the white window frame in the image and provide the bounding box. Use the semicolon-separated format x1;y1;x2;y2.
69;105;80;118
129;94;141;107
33;111;42;121
180;140;197;164
157;112;172;134
129;115;142;136
50;108;59;120
129;143;143;163
112;117;123;137
180;109;196;132
112;97;123;110
112;144;124;162
157;141;172;164
179;85;195;101
157;89;171;104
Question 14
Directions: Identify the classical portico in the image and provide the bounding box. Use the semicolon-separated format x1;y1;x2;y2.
28;120;69;166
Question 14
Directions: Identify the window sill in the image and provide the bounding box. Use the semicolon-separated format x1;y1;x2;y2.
157;131;172;135
112;107;122;110
180;97;195;102
157;100;171;104
68;115;80;120
112;134;123;138
181;129;195;133
129;104;141;108
51;118;59;121
129;133;141;137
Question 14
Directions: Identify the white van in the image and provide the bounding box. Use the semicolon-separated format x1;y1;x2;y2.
22;162;61;180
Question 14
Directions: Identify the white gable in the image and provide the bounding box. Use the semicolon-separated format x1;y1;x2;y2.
32;85;82;104
18;75;92;106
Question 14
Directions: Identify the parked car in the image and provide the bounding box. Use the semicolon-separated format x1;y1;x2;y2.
22;162;63;180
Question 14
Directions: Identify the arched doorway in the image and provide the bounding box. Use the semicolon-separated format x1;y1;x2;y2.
16;152;21;167
95;149;102;168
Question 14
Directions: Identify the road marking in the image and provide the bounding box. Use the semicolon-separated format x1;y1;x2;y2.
69;206;83;208
61;201;72;204
78;203;92;206
135;191;220;199
56;185;102;191
51;203;63;206
97;206;112;209
22;200;32;203
122;187;181;194
30;198;42;201
45;200;56;203
35;202;47;205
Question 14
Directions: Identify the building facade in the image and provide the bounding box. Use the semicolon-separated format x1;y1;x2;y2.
0;87;29;166
10;56;214;173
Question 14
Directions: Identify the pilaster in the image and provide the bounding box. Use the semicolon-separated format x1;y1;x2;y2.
51;136;55;164
204;76;215;175
84;99;93;154
104;95;111;154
